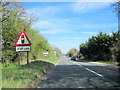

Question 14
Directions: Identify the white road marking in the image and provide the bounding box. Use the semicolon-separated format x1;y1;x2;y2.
74;62;83;67
85;68;103;77
67;59;72;65
73;61;103;77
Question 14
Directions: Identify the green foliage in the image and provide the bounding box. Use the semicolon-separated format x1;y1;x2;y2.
80;32;112;60
79;31;120;64
90;32;111;60
27;29;53;60
51;47;62;57
67;48;78;57
1;2;60;64
40;57;61;65
110;30;120;64
2;2;26;63
80;43;89;59
96;61;118;65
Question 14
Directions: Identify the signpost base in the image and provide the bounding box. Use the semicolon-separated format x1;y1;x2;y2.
18;52;20;65
27;51;29;65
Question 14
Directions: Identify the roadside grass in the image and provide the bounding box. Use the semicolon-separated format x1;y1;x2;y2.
40;57;61;65
94;61;118;65
2;57;61;88
0;63;2;89
77;58;118;65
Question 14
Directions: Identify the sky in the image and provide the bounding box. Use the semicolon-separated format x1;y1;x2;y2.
23;2;118;54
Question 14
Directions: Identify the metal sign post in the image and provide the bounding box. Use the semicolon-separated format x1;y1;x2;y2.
18;52;20;65
27;51;29;65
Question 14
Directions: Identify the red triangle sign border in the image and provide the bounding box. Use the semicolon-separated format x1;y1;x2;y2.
14;31;31;46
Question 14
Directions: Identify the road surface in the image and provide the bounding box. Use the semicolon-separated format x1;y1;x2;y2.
38;56;120;89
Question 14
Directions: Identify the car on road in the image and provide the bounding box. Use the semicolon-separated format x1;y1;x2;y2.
71;56;76;60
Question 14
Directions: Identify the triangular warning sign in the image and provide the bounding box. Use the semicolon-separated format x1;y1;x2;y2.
14;31;31;46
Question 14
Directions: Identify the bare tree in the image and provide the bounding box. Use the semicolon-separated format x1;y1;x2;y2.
112;1;120;30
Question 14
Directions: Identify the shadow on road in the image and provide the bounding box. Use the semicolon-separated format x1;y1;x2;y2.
38;64;120;88
71;59;89;62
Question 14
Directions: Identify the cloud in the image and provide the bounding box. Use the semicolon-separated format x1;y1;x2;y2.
72;2;111;13
82;23;117;29
82;31;114;35
28;2;114;31
31;17;84;34
60;37;85;40
108;32;113;35
31;19;77;34
27;2;112;19
32;20;56;29
29;2;115;32
40;29;75;34
82;32;98;34
26;4;68;19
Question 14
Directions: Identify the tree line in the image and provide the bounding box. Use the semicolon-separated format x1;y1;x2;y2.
79;31;120;62
67;2;120;66
0;2;61;64
66;48;78;57
67;31;120;66
79;1;120;65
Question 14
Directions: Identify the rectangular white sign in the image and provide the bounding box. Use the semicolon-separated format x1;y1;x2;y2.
16;46;30;52
43;51;48;55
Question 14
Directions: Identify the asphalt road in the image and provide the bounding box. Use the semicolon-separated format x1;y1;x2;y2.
38;56;120;89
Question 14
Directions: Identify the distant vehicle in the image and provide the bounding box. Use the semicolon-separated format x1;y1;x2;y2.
71;56;76;60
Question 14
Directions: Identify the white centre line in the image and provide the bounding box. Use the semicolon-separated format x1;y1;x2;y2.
85;68;103;77
73;62;103;77
74;62;83;67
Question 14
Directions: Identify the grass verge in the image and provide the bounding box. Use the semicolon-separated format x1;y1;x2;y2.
40;57;61;65
95;61;118;65
0;63;2;89
2;57;61;88
77;58;118;66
